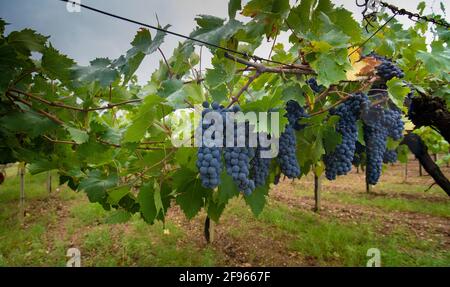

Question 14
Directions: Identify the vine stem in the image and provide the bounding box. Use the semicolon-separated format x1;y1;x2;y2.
204;216;212;244
7;92;65;125
12;68;38;86
314;86;336;103
349;12;398;57
308;96;352;116
43;135;170;150
224;52;315;75
268;34;277;59
9;88;142;112
226;71;261;108
158;47;173;78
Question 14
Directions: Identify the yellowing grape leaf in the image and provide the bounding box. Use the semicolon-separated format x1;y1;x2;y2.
348;47;361;65
346;53;380;81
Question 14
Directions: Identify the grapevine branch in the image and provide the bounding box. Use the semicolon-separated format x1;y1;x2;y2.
182;67;268;85
401;133;450;195
43;135;171;151
9;88;142;112
7;92;65;125
158;47;173;78
224;53;315;75
309;95;352;116
12;68;38;86
226;71;261;108
314;86;336;103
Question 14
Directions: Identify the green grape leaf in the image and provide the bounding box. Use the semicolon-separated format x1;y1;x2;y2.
7;28;48;56
397;144;409;163
288;0;360;41
41;44;76;83
0;44;23;93
28;158;57;175
115;26;169;84
416;46;450;75
30;74;56;99
65;126;89;144
78;170;118;205
0;109;57;138
72;58;119;87
244;184;269;216
310;53;348;87
217;171;240;205
280;82;305;105
122;94;165;143
322;126;342;154
228;0;242;19
287;0;315;35
242;0;290;38
175;147;197;171
156;182;174;221
206;197;226;222
158;78;184;97
190;16;243;47
386;137;401;150
209;84;228;103
417;2;426;14
154;183;164;215
205;66;231;88
162;82;203;109
107;185;131;205
296;117;334;167
77;140;115;165
173;168;207;219
105;210;132;224
440;2;446;14
129;26;169;56
162;42;196;78
138;181;158;224
386;78;410;109
332;8;362;42
357;120;365;145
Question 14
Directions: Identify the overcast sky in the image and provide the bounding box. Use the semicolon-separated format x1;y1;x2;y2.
0;0;447;83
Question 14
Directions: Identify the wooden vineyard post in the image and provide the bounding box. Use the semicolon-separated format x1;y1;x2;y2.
204;216;214;244
46;172;52;193
19;164;25;218
366;180;372;193
0;165;5;186
365;168;372;193
313;173;321;212
404;160;408;182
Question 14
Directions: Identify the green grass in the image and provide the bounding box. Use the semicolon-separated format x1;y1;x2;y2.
0;166;58;202
0;165;448;266
291;180;450;217
332;193;450;217
0;167;217;266
376;181;445;196
228;200;450;266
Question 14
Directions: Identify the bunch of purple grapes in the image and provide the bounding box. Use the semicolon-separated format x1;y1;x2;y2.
324;93;369;180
